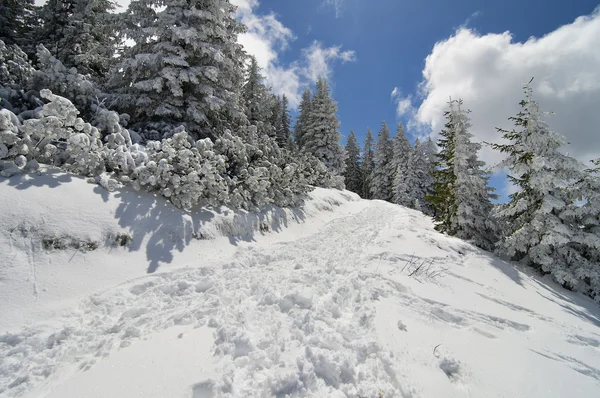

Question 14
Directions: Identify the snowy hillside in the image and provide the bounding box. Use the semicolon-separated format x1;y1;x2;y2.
1;170;600;398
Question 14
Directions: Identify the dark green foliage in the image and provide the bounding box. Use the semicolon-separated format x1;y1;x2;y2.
361;128;375;199
343;130;362;195
294;88;311;149
427;102;457;234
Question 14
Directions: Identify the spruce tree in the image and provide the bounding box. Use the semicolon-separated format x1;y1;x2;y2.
361;128;375;199
38;0;119;80
370;121;394;201
268;94;281;140
343;130;362;195
108;0;246;139
0;0;37;56
491;82;598;295
243;56;273;135
303;78;345;175
450;100;497;249
427;102;457;233
294;88;312;149
392;122;413;206
404;138;430;210
277;94;293;149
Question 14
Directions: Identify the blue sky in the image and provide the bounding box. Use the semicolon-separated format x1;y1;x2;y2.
233;0;600;200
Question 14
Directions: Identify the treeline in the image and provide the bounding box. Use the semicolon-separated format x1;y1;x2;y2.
343;84;600;301
0;0;347;211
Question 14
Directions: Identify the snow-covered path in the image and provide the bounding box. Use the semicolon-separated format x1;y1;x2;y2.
2;180;600;397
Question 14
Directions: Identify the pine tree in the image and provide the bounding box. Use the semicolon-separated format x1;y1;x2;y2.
38;0;119;80
0;0;37;55
427;102;458;233
343;130;362;194
392;122;413;206
450;100;497;249
491;82;598;296
404;138;430;209
558;160;600;300
422;137;438;214
243;56;273;135
277;94;293;149
361;128;375;199
108;0;246;139
303;78;345;175
370;121;394;201
294;88;312;149
268;94;281;140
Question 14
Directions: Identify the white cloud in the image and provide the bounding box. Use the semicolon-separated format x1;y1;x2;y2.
301;41;356;82
411;8;600;174
323;0;345;18
232;1;355;107
391;87;416;119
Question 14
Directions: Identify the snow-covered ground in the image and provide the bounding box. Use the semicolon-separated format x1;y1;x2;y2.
1;169;600;397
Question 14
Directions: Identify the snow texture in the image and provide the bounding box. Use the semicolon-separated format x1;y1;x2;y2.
1;171;600;397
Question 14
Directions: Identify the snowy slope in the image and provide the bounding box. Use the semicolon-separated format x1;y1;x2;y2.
1;170;600;398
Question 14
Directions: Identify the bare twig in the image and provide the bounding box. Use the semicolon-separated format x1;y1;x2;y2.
433;343;442;356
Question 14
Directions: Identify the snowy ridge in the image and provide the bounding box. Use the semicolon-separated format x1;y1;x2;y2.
1;171;600;397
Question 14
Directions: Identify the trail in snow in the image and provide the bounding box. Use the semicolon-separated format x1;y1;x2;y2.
2;193;600;397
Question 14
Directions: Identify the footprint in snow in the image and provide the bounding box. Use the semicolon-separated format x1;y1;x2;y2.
439;357;461;382
191;380;215;398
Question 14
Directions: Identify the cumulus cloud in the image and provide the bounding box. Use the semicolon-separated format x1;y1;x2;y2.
391;87;416;119
412;8;600;176
301;41;356;82
231;0;355;107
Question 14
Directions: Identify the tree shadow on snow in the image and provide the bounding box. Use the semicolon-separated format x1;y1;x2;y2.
531;279;600;328
1;168;73;190
529;348;600;381
487;256;525;287
475;249;600;327
110;186;307;274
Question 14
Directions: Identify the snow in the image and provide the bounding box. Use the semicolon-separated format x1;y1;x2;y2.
1;169;600;397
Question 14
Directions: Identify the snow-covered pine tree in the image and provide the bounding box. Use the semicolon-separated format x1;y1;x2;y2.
294;88;311;149
491;82;597;296
361;128;375;199
404;138;430;209
343;130;362;195
370;121;394;201
0;0;37;56
302;78;346;175
450;100;497;249
243;56;274;136
38;0;119;81
268;94;282;141
392;122;413;206
277;94;293;149
108;0;246;139
422;137;438;214
428;102;457;234
558;160;600;300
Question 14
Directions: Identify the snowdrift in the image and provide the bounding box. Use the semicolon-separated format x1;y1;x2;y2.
0;168;359;331
1;170;600;398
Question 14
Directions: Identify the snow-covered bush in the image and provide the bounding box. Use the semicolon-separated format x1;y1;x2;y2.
296;150;345;190
33;45;98;118
95;106;147;179
0;40;35;88
0;109;21;159
0;40;42;118
131;130;229;210
20;89;105;176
